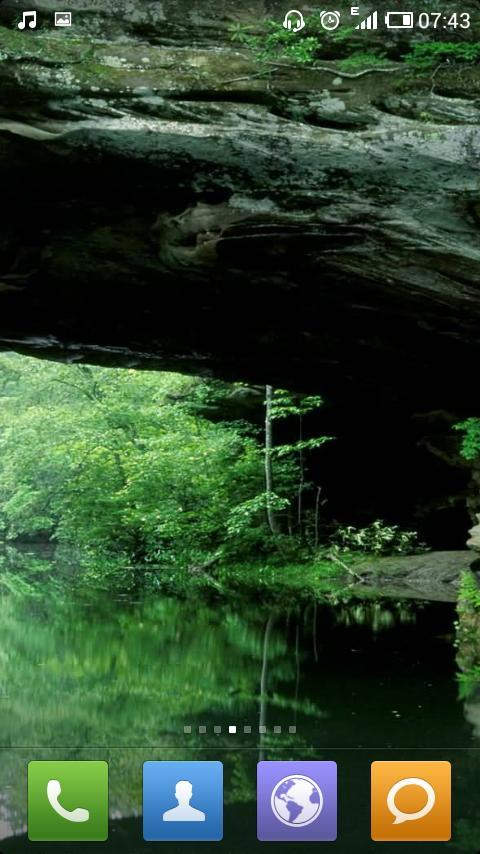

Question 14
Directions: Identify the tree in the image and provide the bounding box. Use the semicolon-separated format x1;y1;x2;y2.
266;388;334;538
264;385;281;535
0;356;335;584
0;355;264;570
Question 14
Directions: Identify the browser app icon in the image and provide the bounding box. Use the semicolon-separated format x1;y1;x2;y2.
257;761;337;841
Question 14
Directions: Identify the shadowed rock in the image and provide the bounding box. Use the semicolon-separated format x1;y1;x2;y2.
355;550;474;602
0;3;479;416
468;514;480;552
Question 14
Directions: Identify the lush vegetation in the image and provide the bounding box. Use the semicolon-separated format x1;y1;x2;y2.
0;354;427;595
0;355;336;589
332;520;426;556
456;571;480;695
229;18;388;69
230;15;480;72
405;41;480;69
455;417;480;461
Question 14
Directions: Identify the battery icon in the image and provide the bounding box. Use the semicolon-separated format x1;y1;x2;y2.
385;11;414;28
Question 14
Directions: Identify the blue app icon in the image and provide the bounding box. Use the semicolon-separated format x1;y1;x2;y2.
143;761;223;842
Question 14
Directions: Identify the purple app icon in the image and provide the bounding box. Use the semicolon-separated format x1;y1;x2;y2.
257;761;337;841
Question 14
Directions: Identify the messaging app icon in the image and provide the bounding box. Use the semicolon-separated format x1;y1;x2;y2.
28;761;108;841
371;761;451;842
143;761;223;841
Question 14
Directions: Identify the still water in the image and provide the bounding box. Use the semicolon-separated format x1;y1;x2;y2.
0;591;479;851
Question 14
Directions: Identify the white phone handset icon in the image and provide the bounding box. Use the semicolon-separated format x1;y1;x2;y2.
47;779;90;823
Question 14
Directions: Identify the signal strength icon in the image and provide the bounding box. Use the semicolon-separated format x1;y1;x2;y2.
355;10;378;29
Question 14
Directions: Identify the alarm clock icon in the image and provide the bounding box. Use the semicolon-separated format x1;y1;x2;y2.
320;10;341;30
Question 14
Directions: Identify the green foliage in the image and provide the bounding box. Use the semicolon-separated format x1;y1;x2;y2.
457;665;480;699
0;356;269;571
455;572;480;699
405;41;480;70
230;18;393;70
332;520;426;556
0;355;428;595
272;437;333;458
229;17;480;72
0;357;335;582
338;50;388;72
454;417;480;461
265;388;334;539
226;493;290;537
458;569;480;611
229;18;325;66
270;390;325;420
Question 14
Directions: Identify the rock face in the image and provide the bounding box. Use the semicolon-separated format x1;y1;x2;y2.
0;3;479;414
468;515;480;553
356;550;474;603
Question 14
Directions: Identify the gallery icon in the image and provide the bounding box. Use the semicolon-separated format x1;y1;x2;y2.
143;761;223;841
371;761;451;841
257;761;337;841
54;11;72;26
28;761;108;842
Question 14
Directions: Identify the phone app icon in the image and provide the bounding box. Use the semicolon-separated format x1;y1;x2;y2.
257;761;337;841
143;761;223;841
28;761;108;841
371;761;451;841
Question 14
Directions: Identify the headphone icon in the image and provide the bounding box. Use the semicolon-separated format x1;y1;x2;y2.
283;10;306;32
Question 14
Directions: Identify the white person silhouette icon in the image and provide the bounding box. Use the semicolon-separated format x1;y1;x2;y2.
162;780;206;822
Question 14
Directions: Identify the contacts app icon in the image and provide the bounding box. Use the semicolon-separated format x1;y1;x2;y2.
371;761;451;842
143;761;222;842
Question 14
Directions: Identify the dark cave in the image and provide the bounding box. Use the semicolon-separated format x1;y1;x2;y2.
1;0;479;553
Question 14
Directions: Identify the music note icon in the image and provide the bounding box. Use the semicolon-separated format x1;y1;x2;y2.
18;11;37;30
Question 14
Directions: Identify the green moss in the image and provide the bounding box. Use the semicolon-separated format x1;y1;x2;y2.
338;51;390;72
0;25;87;63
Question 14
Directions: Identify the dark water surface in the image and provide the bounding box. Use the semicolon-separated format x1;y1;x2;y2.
0;592;479;852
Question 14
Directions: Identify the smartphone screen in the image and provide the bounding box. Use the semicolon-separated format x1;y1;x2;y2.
0;0;479;850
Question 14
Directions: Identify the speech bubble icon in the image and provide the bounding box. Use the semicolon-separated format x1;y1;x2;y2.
387;777;436;825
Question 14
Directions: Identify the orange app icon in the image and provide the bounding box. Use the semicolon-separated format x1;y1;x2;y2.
371;761;451;842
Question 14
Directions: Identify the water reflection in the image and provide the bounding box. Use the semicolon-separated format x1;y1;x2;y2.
0;584;478;850
0;593;473;748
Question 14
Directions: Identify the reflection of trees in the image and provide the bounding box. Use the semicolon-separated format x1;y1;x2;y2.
0;580;440;839
0;596;272;747
259;614;274;761
0;592;324;833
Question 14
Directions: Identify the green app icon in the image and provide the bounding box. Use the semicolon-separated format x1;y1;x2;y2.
28;761;109;841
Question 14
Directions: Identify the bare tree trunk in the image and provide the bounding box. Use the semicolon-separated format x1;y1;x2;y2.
265;385;280;534
297;413;304;535
314;486;322;550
